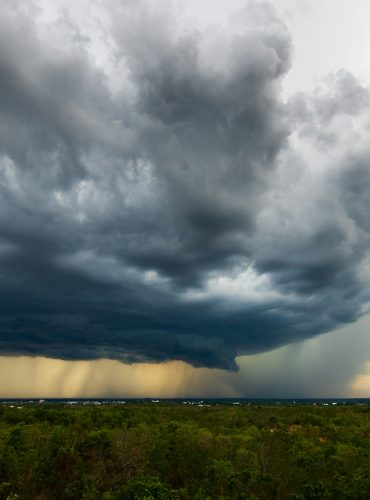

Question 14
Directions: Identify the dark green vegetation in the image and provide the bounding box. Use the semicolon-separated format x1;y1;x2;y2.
0;403;369;499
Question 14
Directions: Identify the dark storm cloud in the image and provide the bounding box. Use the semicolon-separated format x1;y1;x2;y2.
0;1;370;370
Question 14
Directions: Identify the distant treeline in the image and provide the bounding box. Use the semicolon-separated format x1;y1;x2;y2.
0;403;369;499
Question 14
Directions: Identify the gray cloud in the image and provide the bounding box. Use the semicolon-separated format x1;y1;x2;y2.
0;1;369;370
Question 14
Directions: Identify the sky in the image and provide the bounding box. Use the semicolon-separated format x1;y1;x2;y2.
1;0;370;397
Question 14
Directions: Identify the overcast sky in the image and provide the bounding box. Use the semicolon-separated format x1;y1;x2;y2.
1;0;370;397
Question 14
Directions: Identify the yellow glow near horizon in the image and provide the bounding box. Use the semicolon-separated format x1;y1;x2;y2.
0;356;240;399
350;362;370;396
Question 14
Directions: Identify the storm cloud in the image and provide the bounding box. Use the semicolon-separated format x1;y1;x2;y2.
0;0;370;370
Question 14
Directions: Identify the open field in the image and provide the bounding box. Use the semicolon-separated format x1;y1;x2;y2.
0;402;369;499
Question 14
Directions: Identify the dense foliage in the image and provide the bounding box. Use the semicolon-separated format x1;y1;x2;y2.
0;403;369;499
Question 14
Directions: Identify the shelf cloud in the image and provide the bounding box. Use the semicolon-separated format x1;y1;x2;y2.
0;0;370;370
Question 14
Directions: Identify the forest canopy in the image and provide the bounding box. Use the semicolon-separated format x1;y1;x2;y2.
0;402;369;499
